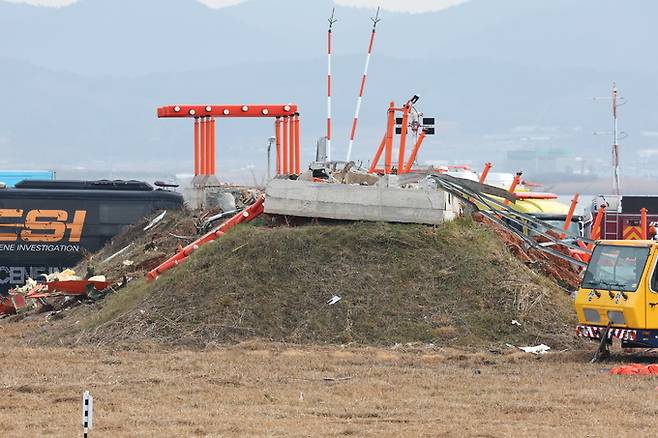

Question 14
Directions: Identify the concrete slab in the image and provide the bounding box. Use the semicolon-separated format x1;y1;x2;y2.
264;179;463;225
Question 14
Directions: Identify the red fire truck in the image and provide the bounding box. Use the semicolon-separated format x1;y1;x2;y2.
585;195;658;240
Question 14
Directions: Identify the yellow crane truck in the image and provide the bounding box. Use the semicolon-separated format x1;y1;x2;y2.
574;240;658;357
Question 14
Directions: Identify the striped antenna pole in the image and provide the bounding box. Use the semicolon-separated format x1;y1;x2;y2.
594;82;626;199
345;6;381;163
326;8;336;162
611;82;620;197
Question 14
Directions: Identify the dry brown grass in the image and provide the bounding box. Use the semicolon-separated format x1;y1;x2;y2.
0;334;657;437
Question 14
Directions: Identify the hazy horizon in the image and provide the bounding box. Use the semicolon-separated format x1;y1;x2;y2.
1;0;657;190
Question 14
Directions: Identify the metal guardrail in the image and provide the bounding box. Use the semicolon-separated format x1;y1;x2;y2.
401;172;592;268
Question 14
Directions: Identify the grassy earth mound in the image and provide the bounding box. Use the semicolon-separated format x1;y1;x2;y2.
40;219;578;349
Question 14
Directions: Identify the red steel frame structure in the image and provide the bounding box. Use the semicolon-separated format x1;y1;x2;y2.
368;99;428;175
157;104;301;176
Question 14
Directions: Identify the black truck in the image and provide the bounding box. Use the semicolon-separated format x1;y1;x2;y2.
0;179;183;293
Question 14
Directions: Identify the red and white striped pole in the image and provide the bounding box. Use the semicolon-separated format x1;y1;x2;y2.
326;8;336;162
346;6;381;163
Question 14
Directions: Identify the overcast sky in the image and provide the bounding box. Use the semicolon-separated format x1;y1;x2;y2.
3;0;471;13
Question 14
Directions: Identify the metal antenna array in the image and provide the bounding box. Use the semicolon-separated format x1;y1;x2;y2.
346;6;381;162
594;82;627;197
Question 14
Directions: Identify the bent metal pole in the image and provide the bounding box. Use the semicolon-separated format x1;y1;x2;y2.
346;6;381;163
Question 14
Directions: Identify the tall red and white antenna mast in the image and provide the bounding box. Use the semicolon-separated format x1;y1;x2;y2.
611;82;620;197
346;6;381;162
326;8;337;162
594;82;626;197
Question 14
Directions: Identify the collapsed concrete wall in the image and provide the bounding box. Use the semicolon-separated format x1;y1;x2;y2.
264;178;464;225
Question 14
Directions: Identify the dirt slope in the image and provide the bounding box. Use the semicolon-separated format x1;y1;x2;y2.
37;219;579;349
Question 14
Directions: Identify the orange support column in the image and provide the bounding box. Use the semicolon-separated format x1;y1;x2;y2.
479;162;492;184
194;118;200;176
205;117;212;175
283;116;290;174
397;104;410;174
591;205;606;241
504;172;522;205
641;208;648;239
561;193;579;238
369;134;386;174
384;101;395;174
294;113;301;175
199;118;207;175
403;129;427;173
289;115;297;174
209;118;216;175
275;118;282;175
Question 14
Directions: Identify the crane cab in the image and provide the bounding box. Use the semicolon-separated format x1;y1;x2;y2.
574;240;658;347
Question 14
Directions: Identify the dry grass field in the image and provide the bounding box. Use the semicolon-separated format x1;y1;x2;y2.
2;222;656;436
1;333;657;437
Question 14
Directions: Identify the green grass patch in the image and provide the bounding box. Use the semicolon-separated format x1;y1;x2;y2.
52;219;578;349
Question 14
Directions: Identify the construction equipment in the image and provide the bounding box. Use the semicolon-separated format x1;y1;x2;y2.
574;239;658;360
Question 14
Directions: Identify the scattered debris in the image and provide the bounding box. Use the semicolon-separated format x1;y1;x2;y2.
610;364;658;376
511;320;521;326
143;210;167;231
474;214;582;289
103;244;134;264
517;344;551;355
231;243;248;253
323;376;352;382
327;295;342;305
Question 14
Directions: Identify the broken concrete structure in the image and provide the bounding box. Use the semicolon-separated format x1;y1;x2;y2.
264;177;464;225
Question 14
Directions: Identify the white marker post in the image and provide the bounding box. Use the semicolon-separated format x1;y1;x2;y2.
82;390;93;437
